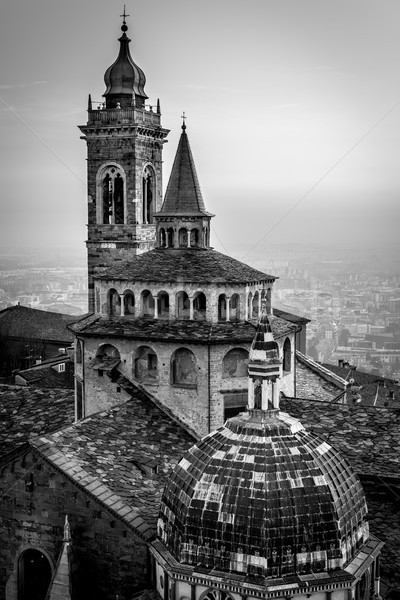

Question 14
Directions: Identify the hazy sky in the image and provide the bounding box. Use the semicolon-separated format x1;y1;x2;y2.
1;0;400;259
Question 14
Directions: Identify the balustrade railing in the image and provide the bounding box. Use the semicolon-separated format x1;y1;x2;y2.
87;107;161;127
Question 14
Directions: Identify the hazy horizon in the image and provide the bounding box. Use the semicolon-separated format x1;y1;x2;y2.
1;1;400;261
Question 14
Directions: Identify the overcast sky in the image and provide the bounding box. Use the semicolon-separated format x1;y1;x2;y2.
1;0;399;259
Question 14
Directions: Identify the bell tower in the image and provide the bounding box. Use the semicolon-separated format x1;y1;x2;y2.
79;12;169;311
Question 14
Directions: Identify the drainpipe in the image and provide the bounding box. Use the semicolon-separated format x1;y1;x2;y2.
208;328;212;433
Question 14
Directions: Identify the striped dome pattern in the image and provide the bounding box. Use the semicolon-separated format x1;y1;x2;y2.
158;409;369;578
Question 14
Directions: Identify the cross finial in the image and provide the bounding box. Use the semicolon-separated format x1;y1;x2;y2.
120;5;130;32
181;111;187;130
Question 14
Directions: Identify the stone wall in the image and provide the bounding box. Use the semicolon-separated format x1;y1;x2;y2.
0;450;148;600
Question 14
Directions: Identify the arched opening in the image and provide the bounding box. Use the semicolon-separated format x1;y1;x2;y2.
141;290;155;318
123;291;135;316
157;291;170;319
171;348;197;387
101;167;125;224
159;228;166;248
203;226;208;247
167;227;174;247
178;228;188;248
266;287;272;314
230;294;240;321
193;292;207;321
190;228;200;247
176;291;190;320
134;346;158;383
108;288;121;317
18;549;52;600
247;292;253;319
222;348;249;378
218;294;227;321
252;291;259;319
76;340;82;364
283;337;291;372
142;167;154;224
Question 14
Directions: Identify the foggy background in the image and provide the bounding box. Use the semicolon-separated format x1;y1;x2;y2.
1;0;400;261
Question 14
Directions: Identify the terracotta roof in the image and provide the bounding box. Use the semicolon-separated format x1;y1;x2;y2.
156;128;211;217
0;305;78;342
31;390;196;540
95;248;276;284
70;315;296;342
281;397;400;480
0;385;75;461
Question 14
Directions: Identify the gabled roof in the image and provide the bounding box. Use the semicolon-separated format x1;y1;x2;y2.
0;305;79;342
155;126;212;217
96;247;275;284
0;385;75;461
31;388;196;540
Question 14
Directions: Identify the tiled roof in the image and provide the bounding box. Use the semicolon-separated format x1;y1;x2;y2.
70;315;296;342
96;248;276;284
16;361;74;389
0;305;78;342
159;408;368;575
321;363;399;408
273;308;310;324
0;385;75;461
156;128;211;217
31;390;196;540
281;397;400;480
296;361;340;402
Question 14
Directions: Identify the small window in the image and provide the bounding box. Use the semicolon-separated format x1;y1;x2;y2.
171;348;197;388
58;363;65;373
283;338;291;372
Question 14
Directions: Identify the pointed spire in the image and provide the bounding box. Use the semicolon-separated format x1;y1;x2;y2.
64;515;71;543
158;121;212;217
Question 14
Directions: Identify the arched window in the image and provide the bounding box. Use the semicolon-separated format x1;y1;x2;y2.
141;290;155;318
167;227;174;247
230;294;240;321
176;291;190;320
159;228;166;247
18;549;52;600
218;294;227;321
190;228;199;247
283;338;291;372
100;166;125;224
252;291;259;318
157;291;170;318
76;340;82;364
247;292;253;319
108;288;121;317
171;348;197;387
95;344;120;361
134;346;158;383
193;292;206;321
178;228;188;248
222;348;249;378
123;291;135;316
142;166;154;224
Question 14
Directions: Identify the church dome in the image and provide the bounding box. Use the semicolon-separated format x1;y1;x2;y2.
103;21;148;108
158;408;369;578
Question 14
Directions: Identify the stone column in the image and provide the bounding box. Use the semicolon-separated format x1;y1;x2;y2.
154;294;159;319
248;379;254;409
189;296;194;320
226;296;231;322
169;293;176;320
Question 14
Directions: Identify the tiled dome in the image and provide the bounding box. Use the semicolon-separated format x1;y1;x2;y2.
158;408;369;578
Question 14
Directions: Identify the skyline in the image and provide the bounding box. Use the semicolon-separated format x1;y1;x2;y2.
1;1;400;259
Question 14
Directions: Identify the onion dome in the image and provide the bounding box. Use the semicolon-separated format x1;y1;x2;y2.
103;19;148;109
158;410;369;578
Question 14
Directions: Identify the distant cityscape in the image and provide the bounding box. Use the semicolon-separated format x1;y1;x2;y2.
1;242;399;381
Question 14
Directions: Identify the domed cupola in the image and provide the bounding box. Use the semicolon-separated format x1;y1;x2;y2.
103;13;148;109
153;311;382;598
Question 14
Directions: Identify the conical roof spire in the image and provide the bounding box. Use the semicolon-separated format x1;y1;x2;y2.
157;120;213;217
103;12;148;109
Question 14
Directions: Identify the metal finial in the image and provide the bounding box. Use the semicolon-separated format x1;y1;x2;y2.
181;111;187;130
120;5;130;32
